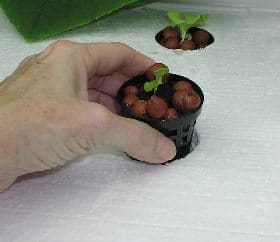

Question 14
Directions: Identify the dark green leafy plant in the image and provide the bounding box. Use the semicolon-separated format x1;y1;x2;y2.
0;0;144;41
144;67;169;94
167;11;209;41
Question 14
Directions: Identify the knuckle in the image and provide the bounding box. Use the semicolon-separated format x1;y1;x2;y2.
113;42;131;50
84;104;112;133
51;39;74;50
21;55;34;64
17;54;37;69
38;40;76;62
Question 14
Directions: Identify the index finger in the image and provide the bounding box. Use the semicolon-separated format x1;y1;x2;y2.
83;42;155;77
38;40;154;79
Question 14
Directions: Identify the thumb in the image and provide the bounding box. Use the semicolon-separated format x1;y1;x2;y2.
80;103;176;163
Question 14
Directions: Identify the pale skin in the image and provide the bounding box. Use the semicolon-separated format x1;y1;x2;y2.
0;41;176;192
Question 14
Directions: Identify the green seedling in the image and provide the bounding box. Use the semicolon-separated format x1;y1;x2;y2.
167;11;209;41
144;67;169;94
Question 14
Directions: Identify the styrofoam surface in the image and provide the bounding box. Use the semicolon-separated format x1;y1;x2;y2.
159;0;280;11
0;5;280;242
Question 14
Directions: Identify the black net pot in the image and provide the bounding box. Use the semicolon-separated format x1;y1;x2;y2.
117;73;204;161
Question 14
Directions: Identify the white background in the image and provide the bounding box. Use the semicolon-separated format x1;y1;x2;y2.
0;2;280;242
160;0;280;10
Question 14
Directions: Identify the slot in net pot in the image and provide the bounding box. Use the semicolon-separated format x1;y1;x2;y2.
117;73;204;161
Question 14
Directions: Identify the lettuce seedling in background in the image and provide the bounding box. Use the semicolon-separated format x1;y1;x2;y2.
167;11;209;42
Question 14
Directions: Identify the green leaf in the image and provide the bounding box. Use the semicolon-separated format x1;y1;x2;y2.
154;67;169;82
153;67;169;93
184;14;200;24
144;81;154;92
167;12;210;41
179;23;190;41
0;0;142;41
200;14;210;22
144;67;169;93
191;14;210;27
167;11;185;25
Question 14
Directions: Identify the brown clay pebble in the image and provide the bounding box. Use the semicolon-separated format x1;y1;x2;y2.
172;91;186;113
146;63;169;82
192;30;210;47
164;37;180;49
197;42;208;49
122;95;138;108
173;81;193;92
131;100;147;117
180;40;196;50
182;91;201;112
159;38;167;47
164;108;179;119
163;26;180;39
146;95;168;119
124;85;138;96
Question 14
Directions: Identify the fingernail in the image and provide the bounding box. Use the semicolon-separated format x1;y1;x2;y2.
155;137;176;163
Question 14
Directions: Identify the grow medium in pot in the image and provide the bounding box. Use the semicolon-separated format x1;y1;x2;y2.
117;63;204;162
155;12;215;51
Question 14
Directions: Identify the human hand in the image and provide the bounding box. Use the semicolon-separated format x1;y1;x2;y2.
0;41;176;192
